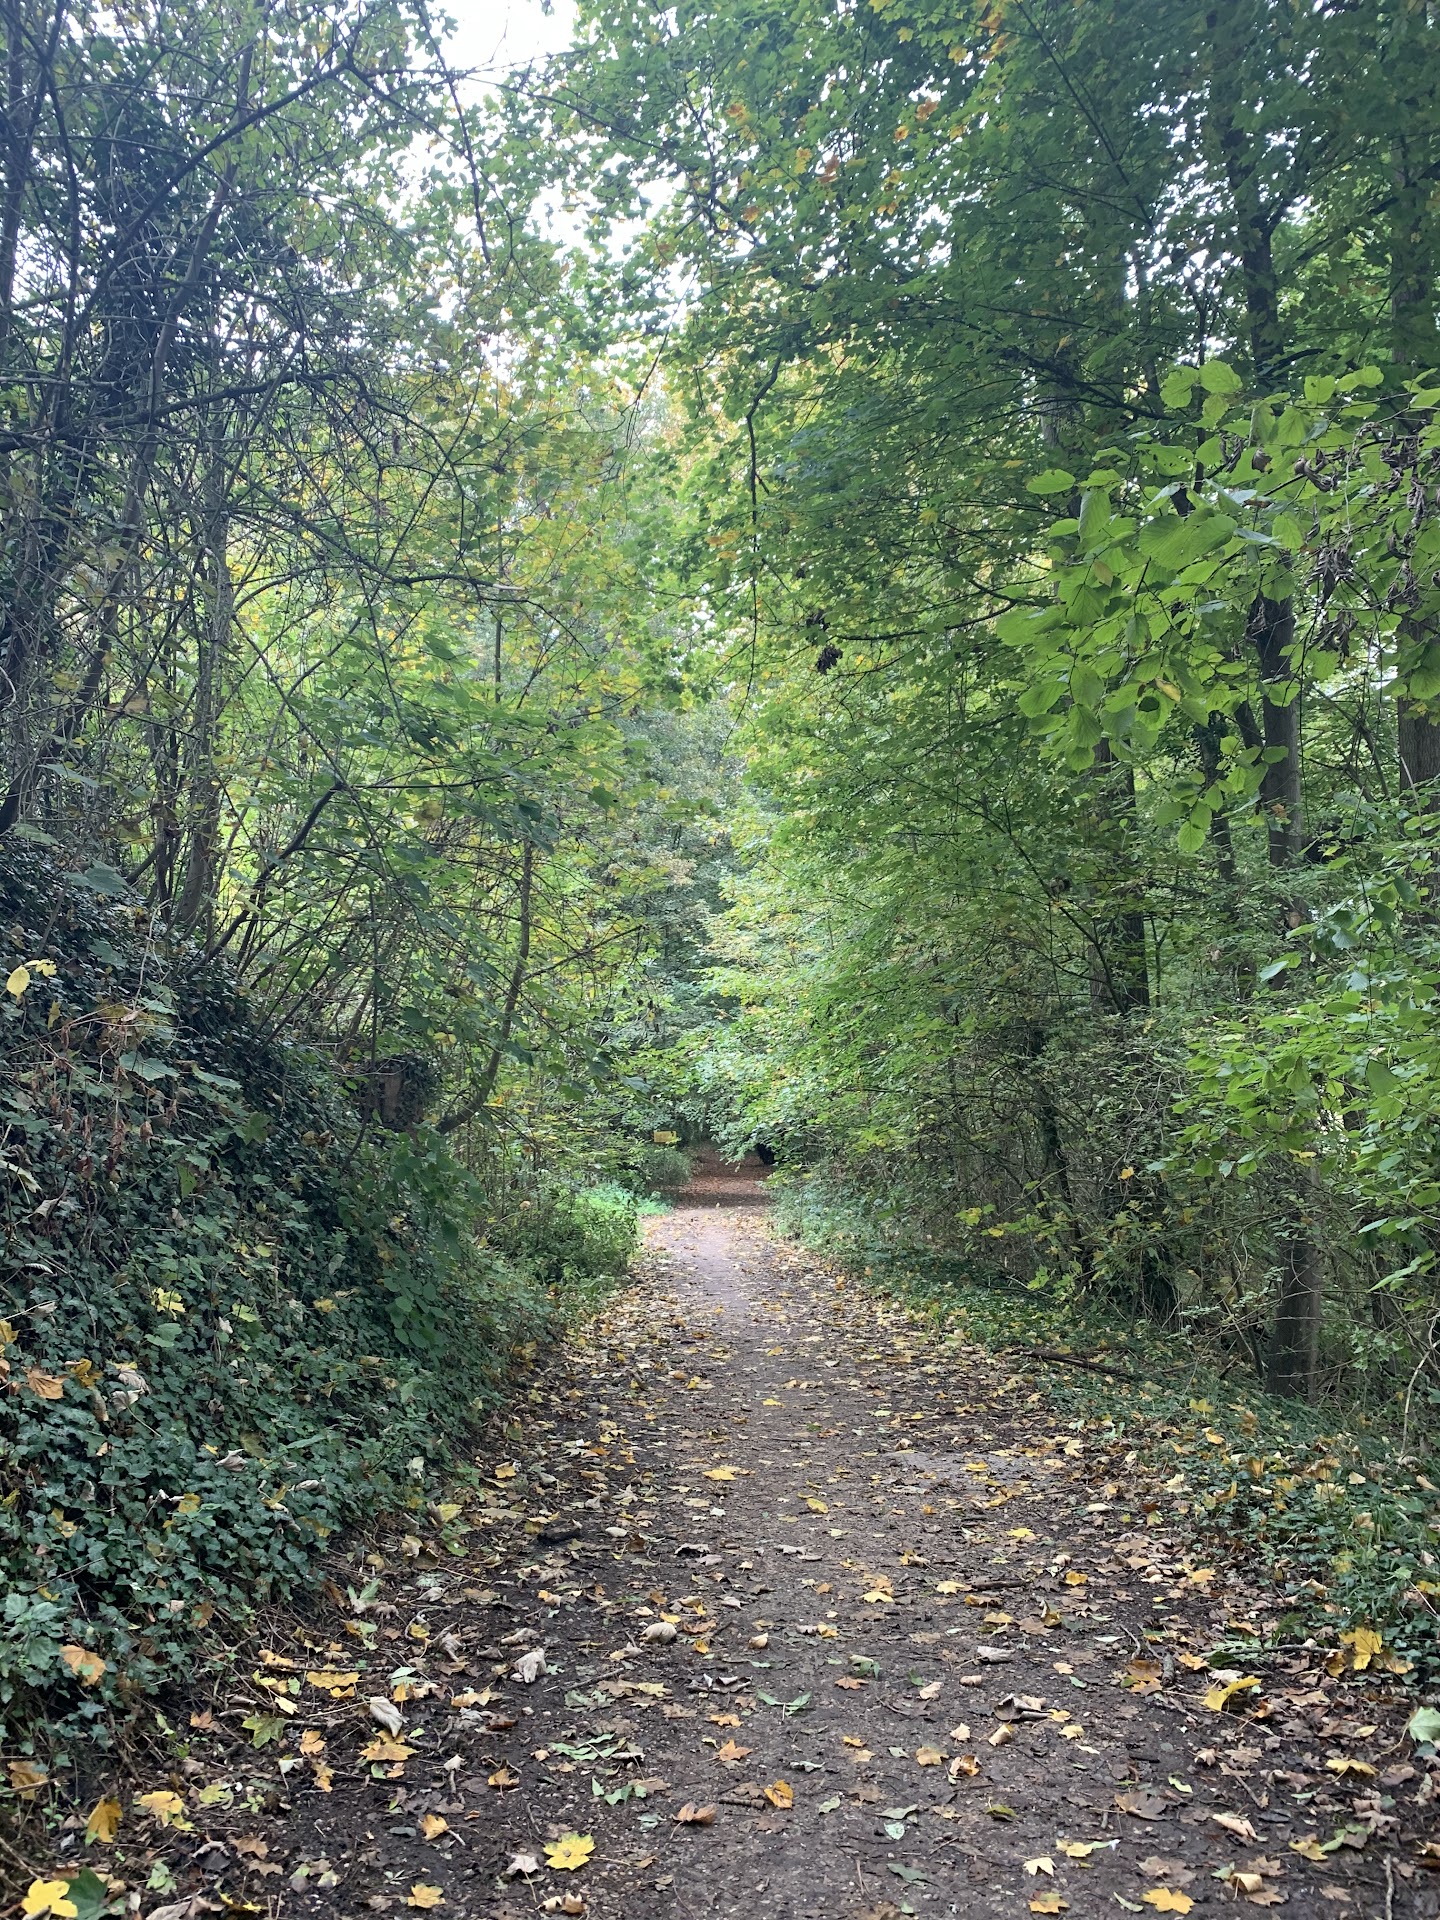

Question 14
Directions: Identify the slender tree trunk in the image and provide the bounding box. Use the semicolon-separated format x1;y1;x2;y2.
1264;1164;1324;1396
1390;33;1440;801
437;840;535;1135
174;482;231;940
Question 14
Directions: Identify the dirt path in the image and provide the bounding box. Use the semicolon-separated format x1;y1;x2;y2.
54;1169;1435;1920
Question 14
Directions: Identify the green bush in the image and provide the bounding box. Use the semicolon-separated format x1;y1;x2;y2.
0;850;620;1752
491;1179;647;1302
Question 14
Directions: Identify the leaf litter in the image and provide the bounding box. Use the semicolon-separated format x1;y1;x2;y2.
13;1162;1435;1918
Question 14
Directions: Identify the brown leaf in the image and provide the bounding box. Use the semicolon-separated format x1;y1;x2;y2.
674;1803;716;1825
1115;1790;1168;1820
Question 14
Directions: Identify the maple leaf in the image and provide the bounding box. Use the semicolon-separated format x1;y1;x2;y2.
674;1802;717;1824
715;1739;751;1765
21;1882;76;1919
544;1833;595;1871
1029;1897;1067;1914
59;1645;106;1686
915;1746;944;1767
1142;1892;1193;1914
406;1884;444;1908
763;1780;794;1809
1023;1855;1055;1875
84;1798;121;1844
361;1736;416;1764
137;1790;191;1830
420;1814;449;1840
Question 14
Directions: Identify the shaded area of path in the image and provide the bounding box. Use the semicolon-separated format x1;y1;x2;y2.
74;1162;1432;1920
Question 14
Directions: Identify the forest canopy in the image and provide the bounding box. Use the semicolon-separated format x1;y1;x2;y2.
2;0;1439;1744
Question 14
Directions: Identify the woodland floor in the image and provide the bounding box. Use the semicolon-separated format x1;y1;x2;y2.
37;1160;1438;1920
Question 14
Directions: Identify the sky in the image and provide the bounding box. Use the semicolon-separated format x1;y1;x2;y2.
441;0;579;79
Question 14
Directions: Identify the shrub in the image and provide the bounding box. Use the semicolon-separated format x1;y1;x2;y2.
0;850;615;1750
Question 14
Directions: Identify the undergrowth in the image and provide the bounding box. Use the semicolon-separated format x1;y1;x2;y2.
773;1173;1440;1686
0;850;643;1757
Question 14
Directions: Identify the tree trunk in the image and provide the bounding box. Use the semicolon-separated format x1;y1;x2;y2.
1264;1165;1324;1397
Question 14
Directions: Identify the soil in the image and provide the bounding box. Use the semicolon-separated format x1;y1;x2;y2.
30;1159;1439;1919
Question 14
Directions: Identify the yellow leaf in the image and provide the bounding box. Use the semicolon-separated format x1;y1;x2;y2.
1029;1898;1067;1915
175;1493;201;1516
494;1463;517;1481
544;1833;595;1872
1142;1892;1194;1914
406;1885;444;1908
1203;1673;1261;1712
85;1797;122;1843
763;1779;794;1808
312;1761;333;1791
1326;1756;1376;1779
299;1729;326;1756
703;1466;737;1481
27;1368;65;1400
1059;1839;1109;1859
805;1496;828;1512
137;1790;190;1829
915;1746;944;1767
1290;1838;1326;1862
59;1644;106;1686
1342;1625;1383;1671
306;1668;359;1695
1023;1856;1055;1876
420;1814;449;1840
1060;1724;1084;1741
1063;1570;1087;1586
361;1736;416;1763
21;1881;76;1919
6;964;31;997
7;1760;47;1796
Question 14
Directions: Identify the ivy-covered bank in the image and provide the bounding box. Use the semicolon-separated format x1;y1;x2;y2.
0;851;643;1753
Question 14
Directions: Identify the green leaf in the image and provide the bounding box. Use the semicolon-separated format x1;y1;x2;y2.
1160;367;1198;409
1026;468;1076;496
1197;359;1242;395
1408;1705;1440;1749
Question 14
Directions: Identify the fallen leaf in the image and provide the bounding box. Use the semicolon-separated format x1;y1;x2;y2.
1213;1812;1258;1842
137;1790;191;1829
915;1746;944;1767
544;1833;595;1872
406;1885;444;1909
1142;1894;1193;1915
764;1780;794;1809
505;1852;540;1878
715;1740;751;1765
85;1798;122;1843
1325;1757;1376;1779
1023;1856;1055;1876
703;1467;737;1482
513;1647;547;1684
369;1696;404;1735
674;1803;716;1825
1115;1790;1168;1820
7;1761;46;1797
21;1882;75;1919
1029;1898;1067;1915
420;1814;448;1841
1204;1674;1261;1712
487;1766;519;1789
300;1729;326;1756
59;1644;106;1686
361;1737;416;1763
